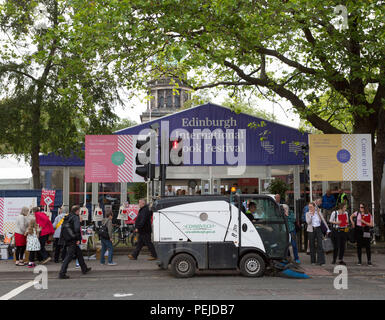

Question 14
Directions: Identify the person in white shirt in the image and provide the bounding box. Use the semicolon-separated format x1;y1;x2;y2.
165;185;176;196
305;202;330;265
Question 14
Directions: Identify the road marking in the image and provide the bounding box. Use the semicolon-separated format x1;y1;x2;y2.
0;280;38;300
113;293;134;298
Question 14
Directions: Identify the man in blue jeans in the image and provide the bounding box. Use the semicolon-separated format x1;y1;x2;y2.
100;212;117;266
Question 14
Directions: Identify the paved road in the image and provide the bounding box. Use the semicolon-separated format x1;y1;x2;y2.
1;268;385;300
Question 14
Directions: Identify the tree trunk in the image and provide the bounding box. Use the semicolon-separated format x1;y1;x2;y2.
31;101;41;190
31;143;41;190
372;107;385;238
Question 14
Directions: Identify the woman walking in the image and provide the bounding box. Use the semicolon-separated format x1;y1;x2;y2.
350;203;374;266
329;203;349;265
305;202;330;266
33;207;54;264
15;207;29;266
26;218;41;268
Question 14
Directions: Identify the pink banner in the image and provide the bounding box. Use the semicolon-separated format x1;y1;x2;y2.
85;135;138;183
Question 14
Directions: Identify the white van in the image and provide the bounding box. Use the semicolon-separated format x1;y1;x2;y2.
153;194;289;278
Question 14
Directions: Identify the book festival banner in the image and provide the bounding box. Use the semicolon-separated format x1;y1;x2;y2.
308;134;374;216
0;197;37;236
40;188;56;210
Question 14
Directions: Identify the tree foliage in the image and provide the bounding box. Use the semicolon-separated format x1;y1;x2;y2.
73;0;385;227
0;0;120;188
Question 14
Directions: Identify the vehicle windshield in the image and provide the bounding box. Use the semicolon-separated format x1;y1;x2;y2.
240;196;289;258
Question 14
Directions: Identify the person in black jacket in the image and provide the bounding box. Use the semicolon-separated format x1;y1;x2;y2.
59;205;91;279
128;199;157;261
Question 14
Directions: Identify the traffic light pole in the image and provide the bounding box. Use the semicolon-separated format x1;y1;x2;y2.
160;164;166;197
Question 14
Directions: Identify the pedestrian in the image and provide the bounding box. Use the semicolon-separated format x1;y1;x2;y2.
15;207;29;266
100;211;117;266
165;185;176;196
52;206;68;263
128;198;157;261
33;207;54;265
336;188;349;208
59;205;91;279
283;204;300;264
274;194;284;204
350;203;374;266
25;218;41;268
322;190;336;223
305;202;330;266
329;203;349;265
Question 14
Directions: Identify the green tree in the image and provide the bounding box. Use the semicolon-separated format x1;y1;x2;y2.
0;0;120;188
113;118;138;132
74;0;385;228
222;97;277;122
267;179;289;201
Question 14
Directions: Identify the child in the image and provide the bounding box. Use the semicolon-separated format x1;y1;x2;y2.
25;218;41;268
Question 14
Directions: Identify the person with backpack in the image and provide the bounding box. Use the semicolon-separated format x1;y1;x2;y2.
99;211;116;266
350;203;374;266
52;206;67;263
329;203;349;265
59;205;91;279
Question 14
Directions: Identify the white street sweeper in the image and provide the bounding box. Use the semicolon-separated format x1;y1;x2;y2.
152;194;290;278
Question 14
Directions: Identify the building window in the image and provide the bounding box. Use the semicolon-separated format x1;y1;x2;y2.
175;90;181;109
158;94;164;108
166;89;173;108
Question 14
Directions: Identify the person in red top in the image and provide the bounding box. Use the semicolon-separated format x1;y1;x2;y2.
329;203;349;265
33;207;55;264
350;203;374;266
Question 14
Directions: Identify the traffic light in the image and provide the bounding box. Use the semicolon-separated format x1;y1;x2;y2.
169;137;183;166
135;135;155;181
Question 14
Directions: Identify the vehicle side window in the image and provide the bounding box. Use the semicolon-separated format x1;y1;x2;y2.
253;199;281;222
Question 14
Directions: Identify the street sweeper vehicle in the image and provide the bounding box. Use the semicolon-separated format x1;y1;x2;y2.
152;194;290;278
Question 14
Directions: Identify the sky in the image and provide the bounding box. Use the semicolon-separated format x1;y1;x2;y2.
114;88;302;129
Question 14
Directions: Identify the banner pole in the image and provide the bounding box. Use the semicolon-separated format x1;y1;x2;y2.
371;179;376;245
84;182;87;206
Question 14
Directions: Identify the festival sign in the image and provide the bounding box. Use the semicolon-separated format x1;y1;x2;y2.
40;189;56;209
124;205;139;225
85;135;143;183
0;197;37;235
309;134;372;181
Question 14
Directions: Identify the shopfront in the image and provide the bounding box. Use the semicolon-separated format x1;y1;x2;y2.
39;103;350;214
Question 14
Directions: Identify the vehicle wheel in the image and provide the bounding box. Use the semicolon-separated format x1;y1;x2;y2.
170;253;196;278
239;253;265;277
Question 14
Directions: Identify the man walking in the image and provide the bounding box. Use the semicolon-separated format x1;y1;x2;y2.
59;205;91;279
128;199;157;261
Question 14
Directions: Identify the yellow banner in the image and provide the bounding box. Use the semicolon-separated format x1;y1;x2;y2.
309;134;372;181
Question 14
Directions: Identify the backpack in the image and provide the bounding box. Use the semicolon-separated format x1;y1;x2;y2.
61;214;76;241
97;222;110;240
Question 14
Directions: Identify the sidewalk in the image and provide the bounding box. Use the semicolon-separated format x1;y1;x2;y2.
0;250;384;278
0;253;159;279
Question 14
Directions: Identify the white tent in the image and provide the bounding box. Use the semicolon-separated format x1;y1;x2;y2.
0;156;32;189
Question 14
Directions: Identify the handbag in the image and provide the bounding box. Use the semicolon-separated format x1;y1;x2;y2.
322;236;334;253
